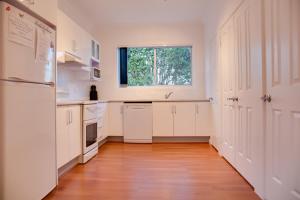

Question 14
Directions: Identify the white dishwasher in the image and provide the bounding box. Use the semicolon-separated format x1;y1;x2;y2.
123;103;153;143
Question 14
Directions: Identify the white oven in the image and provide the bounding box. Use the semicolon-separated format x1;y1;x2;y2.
83;118;98;154
81;103;99;163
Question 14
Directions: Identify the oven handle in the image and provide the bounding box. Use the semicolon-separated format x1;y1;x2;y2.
83;119;98;126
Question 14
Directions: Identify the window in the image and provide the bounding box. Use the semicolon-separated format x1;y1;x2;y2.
119;46;192;86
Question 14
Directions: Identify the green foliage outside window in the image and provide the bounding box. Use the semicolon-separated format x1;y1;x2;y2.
127;47;192;86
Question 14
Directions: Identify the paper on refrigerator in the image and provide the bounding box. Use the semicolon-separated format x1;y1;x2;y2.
35;27;54;64
8;12;35;49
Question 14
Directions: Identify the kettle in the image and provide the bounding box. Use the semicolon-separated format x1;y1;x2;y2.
90;85;98;100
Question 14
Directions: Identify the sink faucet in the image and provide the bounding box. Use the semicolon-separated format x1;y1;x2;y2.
165;92;174;99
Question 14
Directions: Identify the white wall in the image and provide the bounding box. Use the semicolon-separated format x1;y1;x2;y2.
203;0;243;99
57;0;95;36
95;22;205;101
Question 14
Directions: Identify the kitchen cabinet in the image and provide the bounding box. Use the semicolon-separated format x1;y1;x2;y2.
108;102;124;136
153;102;212;137
91;40;100;62
56;106;69;169
17;0;57;25
173;103;196;136
97;103;109;141
68;106;81;160
57;10;80;58
56;105;81;169
57;10;92;66
195;102;214;136
153;103;174;136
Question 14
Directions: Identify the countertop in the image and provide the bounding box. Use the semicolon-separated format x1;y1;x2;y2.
57;99;211;106
56;100;107;106
112;99;211;103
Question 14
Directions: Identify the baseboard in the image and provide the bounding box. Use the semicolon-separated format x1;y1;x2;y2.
107;136;124;142
152;136;210;143
106;136;210;143
57;156;80;178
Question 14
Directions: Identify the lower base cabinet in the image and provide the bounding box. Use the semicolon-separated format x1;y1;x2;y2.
56;105;81;169
173;103;196;136
195;102;214;136
153;102;214;137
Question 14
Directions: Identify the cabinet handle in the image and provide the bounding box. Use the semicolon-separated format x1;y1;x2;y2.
174;106;177;114
66;111;70;125
120;105;124;114
196;104;199;114
70;111;73;124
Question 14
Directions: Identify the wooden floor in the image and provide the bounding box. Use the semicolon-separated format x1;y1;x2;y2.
45;143;261;200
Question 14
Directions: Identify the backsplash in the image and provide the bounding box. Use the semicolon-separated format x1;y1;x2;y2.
57;66;93;100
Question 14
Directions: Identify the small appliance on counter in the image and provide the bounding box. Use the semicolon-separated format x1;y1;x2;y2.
90;85;98;100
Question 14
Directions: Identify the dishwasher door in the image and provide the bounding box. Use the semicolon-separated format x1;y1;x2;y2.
123;104;153;143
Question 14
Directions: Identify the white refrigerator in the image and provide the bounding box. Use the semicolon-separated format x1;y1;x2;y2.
0;1;57;200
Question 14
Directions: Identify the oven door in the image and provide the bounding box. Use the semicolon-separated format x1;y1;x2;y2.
83;119;98;154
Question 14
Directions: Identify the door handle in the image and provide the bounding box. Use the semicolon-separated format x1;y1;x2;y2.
195;104;199;114
261;94;272;103
227;97;239;102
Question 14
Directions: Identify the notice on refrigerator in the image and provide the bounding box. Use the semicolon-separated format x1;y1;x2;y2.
8;13;35;49
35;28;52;64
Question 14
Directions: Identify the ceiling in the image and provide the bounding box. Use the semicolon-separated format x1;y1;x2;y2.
61;0;235;26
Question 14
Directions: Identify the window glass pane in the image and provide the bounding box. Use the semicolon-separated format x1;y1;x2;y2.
126;47;192;86
127;48;154;86
156;47;192;85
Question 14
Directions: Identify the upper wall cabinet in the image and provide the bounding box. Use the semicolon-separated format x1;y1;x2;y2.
17;0;57;25
57;10;93;66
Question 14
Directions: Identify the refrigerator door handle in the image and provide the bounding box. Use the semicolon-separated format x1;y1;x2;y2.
5;77;55;87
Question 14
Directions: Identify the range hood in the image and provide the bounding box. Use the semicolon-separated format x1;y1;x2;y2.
57;51;88;67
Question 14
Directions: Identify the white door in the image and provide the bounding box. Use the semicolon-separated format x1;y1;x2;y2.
0;82;56;200
56;106;70;168
0;2;56;83
153;103;174;137
208;36;223;150
195;102;214;137
221;18;236;165
123;104;153;143
173;103;196;136
108;102;124;136
233;0;264;196
265;0;300;199
68;106;82;160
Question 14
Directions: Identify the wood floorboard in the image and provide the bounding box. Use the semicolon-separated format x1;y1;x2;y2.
44;143;261;200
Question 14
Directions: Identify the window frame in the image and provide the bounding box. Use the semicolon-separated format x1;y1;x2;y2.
120;45;193;88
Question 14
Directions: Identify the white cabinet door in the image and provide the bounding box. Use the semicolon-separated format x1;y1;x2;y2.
79;30;92;66
97;103;108;140
56;106;69;169
195;102;214;136
265;1;300;200
173;103;196;136
153;103;174;137
68;106;81;160
57;10;81;57
108;103;124;136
